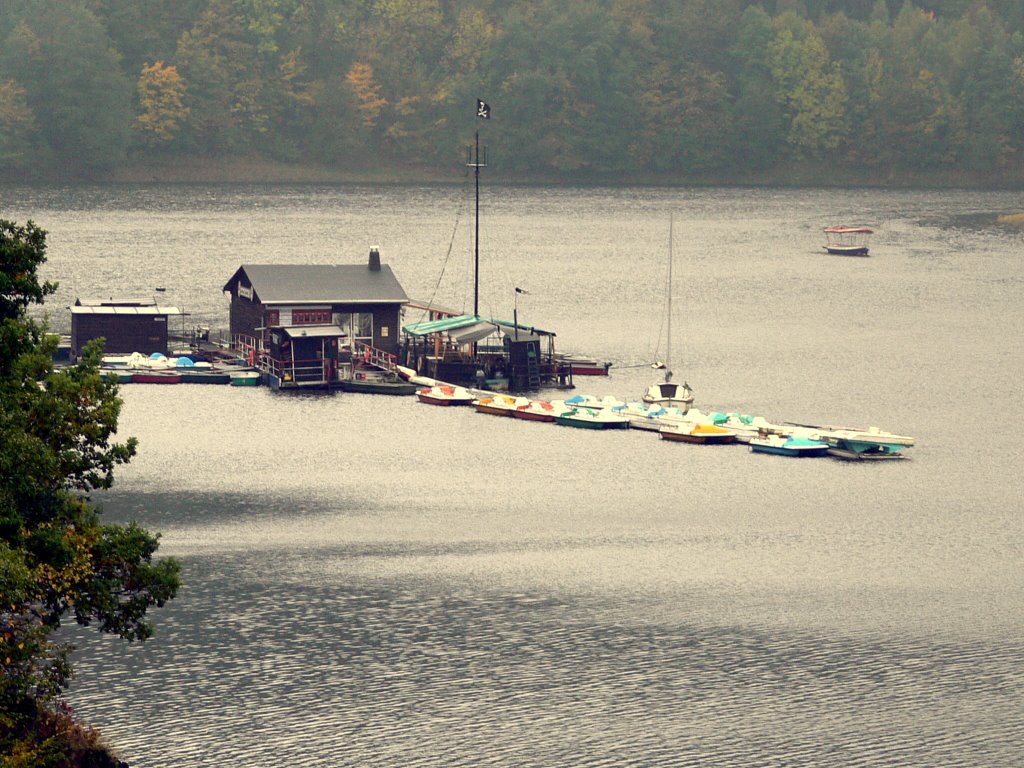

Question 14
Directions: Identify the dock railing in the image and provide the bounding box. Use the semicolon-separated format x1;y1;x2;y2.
230;335;399;387
232;334;262;366
232;334;326;385
353;341;399;372
260;355;330;386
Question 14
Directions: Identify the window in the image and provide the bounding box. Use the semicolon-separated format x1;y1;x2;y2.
333;312;373;343
266;309;280;327
356;313;373;339
293;309;330;325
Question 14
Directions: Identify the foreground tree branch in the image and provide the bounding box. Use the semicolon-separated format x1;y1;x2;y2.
1;218;180;766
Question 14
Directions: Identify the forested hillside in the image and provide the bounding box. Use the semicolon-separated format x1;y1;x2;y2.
1;0;1023;183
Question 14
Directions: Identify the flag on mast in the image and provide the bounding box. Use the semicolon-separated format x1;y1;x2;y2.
476;99;491;119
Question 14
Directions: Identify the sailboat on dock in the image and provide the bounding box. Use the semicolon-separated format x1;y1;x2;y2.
642;215;694;412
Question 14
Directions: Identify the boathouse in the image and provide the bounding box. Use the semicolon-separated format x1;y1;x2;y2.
70;297;183;362
402;307;561;390
222;248;409;386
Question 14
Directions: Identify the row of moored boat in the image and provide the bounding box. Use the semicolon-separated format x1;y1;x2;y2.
100;352;259;386
416;386;913;460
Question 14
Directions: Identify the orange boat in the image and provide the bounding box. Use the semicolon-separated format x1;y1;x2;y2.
473;395;521;416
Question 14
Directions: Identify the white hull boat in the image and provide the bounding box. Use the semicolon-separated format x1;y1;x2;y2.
643;215;694;412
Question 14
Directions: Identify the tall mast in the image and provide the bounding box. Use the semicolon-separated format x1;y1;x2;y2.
666;213;673;381
474;130;480;317
467;130;487;317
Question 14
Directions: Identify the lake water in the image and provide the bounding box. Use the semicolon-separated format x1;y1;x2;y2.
3;183;1023;767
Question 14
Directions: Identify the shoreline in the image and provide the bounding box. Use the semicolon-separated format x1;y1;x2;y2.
4;155;1024;190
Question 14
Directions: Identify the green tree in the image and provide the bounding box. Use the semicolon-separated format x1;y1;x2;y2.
727;4;786;169
81;0;207;76
174;0;262;153
947;7;1020;170
871;4;963;168
0;220;180;763
172;0;318;159
768;11;849;158
0;0;132;175
483;0;641;174
816;11;879;165
0;79;36;171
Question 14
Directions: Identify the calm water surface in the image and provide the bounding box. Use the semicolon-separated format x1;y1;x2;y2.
2;183;1023;766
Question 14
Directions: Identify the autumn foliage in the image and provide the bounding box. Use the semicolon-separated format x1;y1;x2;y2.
346;62;387;129
0;1;1023;179
134;61;189;145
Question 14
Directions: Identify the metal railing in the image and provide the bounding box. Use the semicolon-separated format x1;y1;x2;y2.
227;335;399;387
353;340;398;371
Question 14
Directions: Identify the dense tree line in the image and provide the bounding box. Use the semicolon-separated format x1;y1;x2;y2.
1;221;180;765
0;0;1023;180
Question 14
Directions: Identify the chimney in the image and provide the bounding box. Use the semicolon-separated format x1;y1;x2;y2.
368;245;381;272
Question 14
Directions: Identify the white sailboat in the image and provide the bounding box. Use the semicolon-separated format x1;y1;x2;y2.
642;214;694;412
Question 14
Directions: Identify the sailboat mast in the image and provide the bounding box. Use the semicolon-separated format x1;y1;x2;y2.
466;131;487;317
469;99;490;318
466;100;489;318
474;130;480;317
666;213;673;381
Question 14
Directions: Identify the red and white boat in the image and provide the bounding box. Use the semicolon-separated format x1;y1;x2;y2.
562;356;612;376
513;399;557;422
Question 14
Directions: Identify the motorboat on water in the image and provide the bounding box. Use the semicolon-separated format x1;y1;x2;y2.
823;226;873;256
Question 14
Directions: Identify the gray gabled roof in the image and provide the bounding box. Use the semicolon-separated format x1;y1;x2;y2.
223;264;409;305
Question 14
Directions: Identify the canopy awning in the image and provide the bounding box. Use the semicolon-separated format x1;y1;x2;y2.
403;313;556;340
403;313;486;336
824;227;873;234
450;322;500;344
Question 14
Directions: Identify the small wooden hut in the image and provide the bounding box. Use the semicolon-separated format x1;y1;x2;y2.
70;297;183;361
